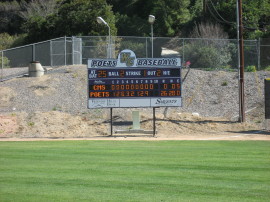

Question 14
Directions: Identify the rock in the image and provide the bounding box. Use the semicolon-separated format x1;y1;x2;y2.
192;112;200;117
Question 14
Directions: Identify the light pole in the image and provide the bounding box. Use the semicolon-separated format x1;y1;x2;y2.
148;15;155;58
97;16;111;58
97;16;113;135
148;14;156;136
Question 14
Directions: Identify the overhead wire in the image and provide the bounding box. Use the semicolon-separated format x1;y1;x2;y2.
206;3;232;25
208;0;235;25
206;0;267;31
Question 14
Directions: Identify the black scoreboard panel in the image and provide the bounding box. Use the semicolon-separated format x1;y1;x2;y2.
88;68;181;99
90;68;181;78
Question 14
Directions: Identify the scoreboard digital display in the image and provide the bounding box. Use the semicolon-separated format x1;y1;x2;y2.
89;68;181;98
88;50;182;108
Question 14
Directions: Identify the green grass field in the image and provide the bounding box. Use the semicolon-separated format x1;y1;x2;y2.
0;141;270;201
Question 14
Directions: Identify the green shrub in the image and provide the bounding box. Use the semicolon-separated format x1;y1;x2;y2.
205;68;215;71
220;65;235;71
0;33;25;50
117;41;146;58
184;41;232;69
0;56;10;68
0;33;14;50
264;66;270;71
11;34;27;47
221;81;228;86
246;65;256;72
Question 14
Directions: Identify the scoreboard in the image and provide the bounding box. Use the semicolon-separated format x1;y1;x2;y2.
88;49;182;108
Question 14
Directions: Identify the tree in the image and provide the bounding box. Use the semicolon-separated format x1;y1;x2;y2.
142;0;190;37
201;0;270;39
20;0;61;20
109;0;192;37
0;1;23;34
23;0;117;43
184;22;233;69
54;0;116;36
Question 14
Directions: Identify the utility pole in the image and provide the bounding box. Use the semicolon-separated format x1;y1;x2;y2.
203;0;207;14
238;0;245;122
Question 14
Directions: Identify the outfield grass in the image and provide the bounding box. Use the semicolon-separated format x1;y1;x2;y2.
0;141;270;201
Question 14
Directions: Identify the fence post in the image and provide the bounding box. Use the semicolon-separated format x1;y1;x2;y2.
72;36;74;65
146;37;148;58
32;44;35;61
182;39;185;64
258;38;261;70
64;36;67;66
50;40;53;67
1;51;3;81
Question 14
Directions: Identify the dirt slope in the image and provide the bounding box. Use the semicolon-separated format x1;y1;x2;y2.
0;66;269;140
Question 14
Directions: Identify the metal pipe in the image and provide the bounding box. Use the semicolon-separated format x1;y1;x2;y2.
146;37;148;58
153;107;156;137
50;40;52;66
182;39;185;64
258;38;261;70
72;36;74;65
1;36;66;52
110;108;113;136
32;44;35;61
97;17;111;58
108;26;111;58
151;24;153;58
64;36;67;66
1;51;3;81
151;21;155;135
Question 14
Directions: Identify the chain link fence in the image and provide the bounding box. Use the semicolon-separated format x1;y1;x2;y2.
0;36;269;82
0;36;82;81
1;36;270;124
260;38;270;69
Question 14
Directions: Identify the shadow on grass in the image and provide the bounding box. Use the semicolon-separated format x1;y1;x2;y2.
94;134;154;138
227;130;270;136
99;116;236;126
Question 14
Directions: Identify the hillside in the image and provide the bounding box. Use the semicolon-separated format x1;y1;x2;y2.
0;66;269;139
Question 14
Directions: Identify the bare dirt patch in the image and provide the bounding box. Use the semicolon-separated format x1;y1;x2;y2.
1;66;269;141
0;87;16;108
29;75;57;96
0;111;269;141
0;114;18;137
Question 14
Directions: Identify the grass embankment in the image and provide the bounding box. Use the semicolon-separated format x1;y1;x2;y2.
0;141;270;201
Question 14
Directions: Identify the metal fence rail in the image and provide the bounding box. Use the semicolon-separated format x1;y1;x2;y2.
1;36;269;81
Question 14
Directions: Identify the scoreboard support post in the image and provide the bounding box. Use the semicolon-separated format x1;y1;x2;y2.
153;107;156;137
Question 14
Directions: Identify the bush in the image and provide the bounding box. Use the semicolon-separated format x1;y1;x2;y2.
264;66;270;71
221;81;228;86
0;56;10;68
117;41;146;58
246;65;256;72
184;41;232;69
0;33;26;50
184;22;233;70
0;33;15;50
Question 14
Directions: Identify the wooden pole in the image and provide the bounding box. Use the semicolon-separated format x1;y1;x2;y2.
203;0;207;14
238;0;245;122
